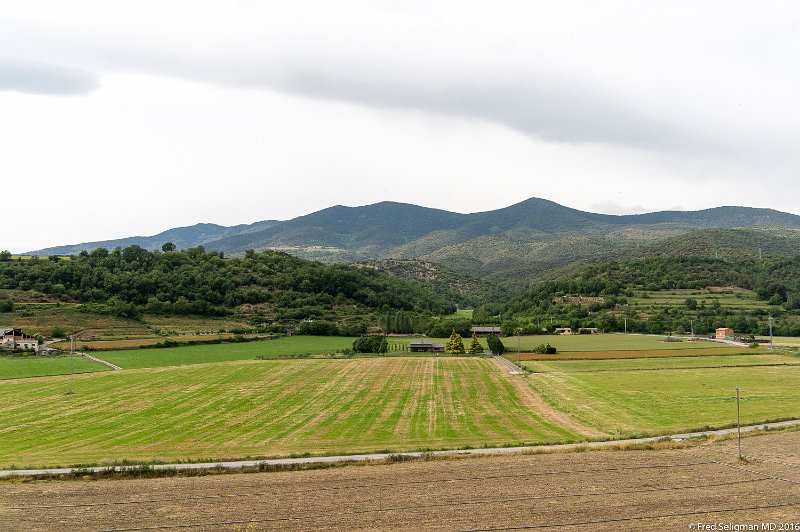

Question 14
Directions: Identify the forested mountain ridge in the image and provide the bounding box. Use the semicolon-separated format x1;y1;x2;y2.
25;199;800;284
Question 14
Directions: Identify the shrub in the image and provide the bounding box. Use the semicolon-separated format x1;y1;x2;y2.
353;335;388;353
533;343;557;354
486;334;505;355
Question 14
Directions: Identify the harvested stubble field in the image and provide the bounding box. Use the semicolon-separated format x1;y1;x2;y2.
0;357;576;469
2;431;798;531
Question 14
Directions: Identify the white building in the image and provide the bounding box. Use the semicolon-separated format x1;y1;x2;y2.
1;328;40;351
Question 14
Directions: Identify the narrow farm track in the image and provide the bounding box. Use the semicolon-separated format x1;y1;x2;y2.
490;358;607;439
3;431;798;531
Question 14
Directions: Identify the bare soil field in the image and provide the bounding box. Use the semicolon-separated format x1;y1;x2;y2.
2;431;797;531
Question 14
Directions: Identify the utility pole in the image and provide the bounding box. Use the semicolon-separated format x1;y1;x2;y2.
624;318;627;334
735;387;742;460
517;328;521;366
769;316;774;351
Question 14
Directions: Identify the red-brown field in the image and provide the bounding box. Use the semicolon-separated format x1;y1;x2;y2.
2;430;797;531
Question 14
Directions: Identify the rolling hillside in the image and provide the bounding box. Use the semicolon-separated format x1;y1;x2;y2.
26;198;800;283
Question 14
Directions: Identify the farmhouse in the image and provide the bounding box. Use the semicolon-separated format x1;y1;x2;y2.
715;327;735;340
409;340;445;353
578;327;600;334
470;326;502;336
554;327;573;335
1;328;40;351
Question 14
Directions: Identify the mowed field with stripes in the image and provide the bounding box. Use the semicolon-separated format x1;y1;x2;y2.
0;357;577;469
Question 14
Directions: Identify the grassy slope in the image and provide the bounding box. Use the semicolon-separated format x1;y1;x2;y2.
0;357;577;468
529;363;800;438
100;336;358;369
0;356;109;380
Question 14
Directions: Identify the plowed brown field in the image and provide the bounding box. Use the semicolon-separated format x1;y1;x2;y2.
2;431;797;531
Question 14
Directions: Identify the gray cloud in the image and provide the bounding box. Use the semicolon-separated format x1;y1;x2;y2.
0;59;98;95
266;71;697;149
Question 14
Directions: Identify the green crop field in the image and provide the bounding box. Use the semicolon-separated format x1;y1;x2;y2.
501;333;735;353
0;357;577;468
522;352;800;373
528;363;800;438
100;336;358;369
629;288;774;310
0;355;109;380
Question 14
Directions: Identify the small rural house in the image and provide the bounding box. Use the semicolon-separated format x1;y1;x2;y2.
578;327;600;334
554;327;573;335
1;328;40;351
409;340;445;353
715;327;735;340
470;326;502;336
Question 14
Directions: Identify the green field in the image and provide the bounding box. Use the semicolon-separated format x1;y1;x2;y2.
500;333;737;353
100;336;358;369
529;363;800;438
523;353;800;373
0;355;109;380
0;357;577;468
629;288;774;310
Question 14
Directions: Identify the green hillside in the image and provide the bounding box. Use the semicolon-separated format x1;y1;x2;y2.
25;199;800;285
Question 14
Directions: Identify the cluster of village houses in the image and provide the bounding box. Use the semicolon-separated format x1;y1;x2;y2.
1;328;40;352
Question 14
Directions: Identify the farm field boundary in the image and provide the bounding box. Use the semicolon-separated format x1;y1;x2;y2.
2;419;798;479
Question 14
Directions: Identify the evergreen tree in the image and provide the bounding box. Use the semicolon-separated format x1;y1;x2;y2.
486;334;505;355
467;332;483;354
446;329;465;354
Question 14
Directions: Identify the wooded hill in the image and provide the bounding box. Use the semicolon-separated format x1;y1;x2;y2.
0;247;455;334
27;199;800;285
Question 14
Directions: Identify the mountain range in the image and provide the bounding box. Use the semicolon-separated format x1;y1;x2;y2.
27;198;800;284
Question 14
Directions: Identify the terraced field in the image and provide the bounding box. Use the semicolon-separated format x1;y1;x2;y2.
0;357;576;468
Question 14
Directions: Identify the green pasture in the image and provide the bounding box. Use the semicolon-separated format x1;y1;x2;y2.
523;352;799;373
101;336;358;369
529;364;800;438
0;355;109;380
502;333;736;353
0;357;577;468
629;288;774;310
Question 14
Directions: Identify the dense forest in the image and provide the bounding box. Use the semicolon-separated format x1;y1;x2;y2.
492;256;800;336
0;246;455;333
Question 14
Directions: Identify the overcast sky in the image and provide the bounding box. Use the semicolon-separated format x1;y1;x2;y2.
3;1;800;252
